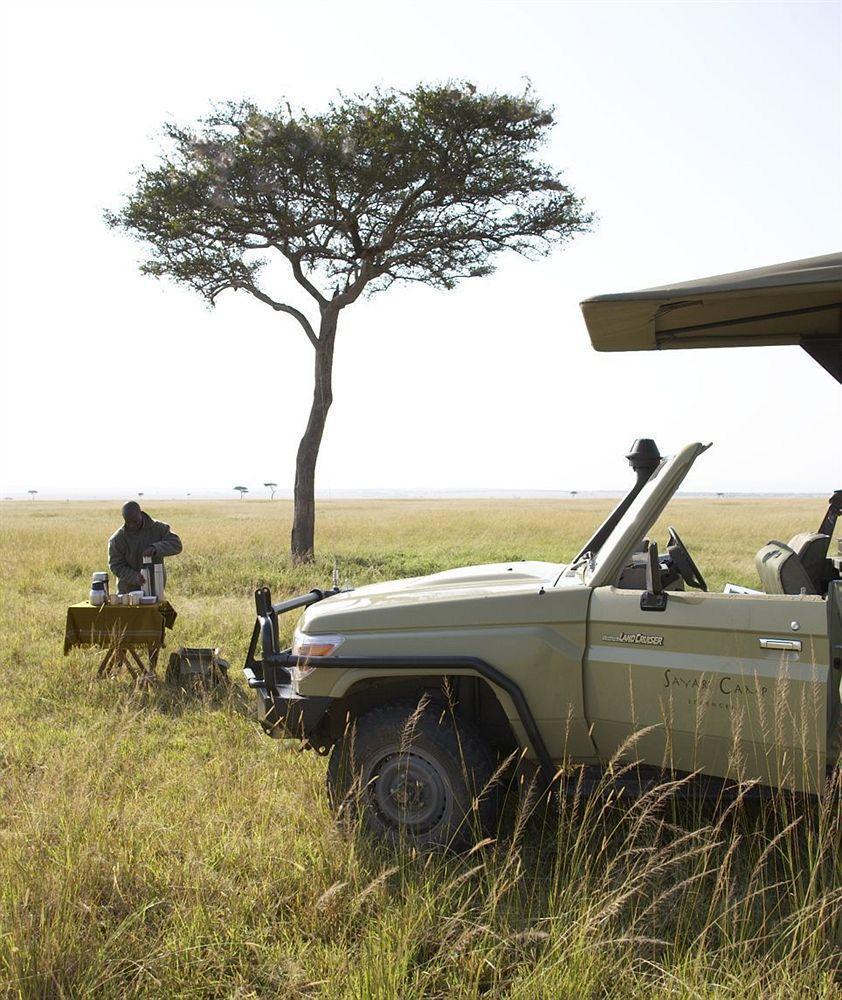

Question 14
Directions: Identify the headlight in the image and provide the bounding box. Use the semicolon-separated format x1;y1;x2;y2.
290;630;345;684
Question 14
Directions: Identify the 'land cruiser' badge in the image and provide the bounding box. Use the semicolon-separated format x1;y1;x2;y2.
601;631;664;646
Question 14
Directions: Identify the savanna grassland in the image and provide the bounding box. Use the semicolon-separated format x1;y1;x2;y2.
1;497;839;999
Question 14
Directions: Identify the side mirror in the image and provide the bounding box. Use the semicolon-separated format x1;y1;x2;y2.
640;540;668;612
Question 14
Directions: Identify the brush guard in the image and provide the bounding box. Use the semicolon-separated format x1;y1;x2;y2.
243;586;341;740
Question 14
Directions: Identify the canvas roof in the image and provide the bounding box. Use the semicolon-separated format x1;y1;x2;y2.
580;252;842;381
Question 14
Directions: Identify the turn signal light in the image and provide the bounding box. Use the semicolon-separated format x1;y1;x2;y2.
292;633;345;659
290;633;344;687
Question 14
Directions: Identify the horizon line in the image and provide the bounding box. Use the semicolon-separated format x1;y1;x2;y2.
0;490;828;502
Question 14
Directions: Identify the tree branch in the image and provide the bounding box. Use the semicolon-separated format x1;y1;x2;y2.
234;281;319;347
330;261;375;309
287;254;328;307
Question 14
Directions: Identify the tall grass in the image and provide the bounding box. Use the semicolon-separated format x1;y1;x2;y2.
0;498;839;998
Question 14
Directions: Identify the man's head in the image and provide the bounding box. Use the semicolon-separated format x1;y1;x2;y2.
121;501;144;531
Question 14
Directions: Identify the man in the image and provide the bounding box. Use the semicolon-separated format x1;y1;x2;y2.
108;501;183;594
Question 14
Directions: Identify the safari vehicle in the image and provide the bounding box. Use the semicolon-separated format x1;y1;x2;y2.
244;253;842;847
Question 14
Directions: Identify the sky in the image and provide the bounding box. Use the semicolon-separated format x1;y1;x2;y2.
0;0;840;499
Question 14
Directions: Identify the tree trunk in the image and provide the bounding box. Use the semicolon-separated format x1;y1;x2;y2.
291;308;338;563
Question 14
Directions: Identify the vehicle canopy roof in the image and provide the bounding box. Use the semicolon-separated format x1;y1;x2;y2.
580;252;842;382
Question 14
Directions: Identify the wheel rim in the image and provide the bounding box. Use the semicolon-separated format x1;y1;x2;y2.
366;750;450;833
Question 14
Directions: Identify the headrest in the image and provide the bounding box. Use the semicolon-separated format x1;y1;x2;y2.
788;532;831;582
755;540;817;596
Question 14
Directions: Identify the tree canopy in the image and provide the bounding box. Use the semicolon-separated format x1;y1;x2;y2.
108;83;592;321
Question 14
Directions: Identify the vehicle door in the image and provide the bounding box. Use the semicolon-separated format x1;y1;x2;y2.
584;587;830;792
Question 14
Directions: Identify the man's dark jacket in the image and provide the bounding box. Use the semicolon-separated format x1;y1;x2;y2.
108;513;183;593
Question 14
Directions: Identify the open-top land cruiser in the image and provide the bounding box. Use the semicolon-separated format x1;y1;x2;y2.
245;253;842;847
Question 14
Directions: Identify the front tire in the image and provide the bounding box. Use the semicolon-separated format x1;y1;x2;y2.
327;699;498;850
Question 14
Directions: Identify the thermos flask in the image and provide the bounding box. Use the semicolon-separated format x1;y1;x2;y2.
141;555;165;602
90;572;108;606
141;556;153;598
153;561;165;603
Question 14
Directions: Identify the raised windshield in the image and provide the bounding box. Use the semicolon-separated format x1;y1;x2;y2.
558;442;709;589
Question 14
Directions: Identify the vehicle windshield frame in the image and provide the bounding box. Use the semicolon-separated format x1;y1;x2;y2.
556;442;709;589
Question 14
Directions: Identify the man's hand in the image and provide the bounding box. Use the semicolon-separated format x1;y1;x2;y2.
142;546;157;557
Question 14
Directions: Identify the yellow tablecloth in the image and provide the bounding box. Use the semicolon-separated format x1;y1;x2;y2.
63;602;177;654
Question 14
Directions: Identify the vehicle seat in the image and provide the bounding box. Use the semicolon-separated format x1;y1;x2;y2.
787;532;831;592
755;540;817;595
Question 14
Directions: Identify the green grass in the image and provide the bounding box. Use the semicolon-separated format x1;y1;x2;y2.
1;498;839;998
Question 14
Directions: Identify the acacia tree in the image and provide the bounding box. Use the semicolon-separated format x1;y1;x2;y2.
264;481;278;500
234;485;248;499
108;83;593;562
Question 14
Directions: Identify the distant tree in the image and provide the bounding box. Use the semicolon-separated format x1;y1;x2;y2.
570;491;578;498
717;492;725;499
264;481;278;500
138;492;144;498
108;83;592;562
27;490;37;500
234;485;248;499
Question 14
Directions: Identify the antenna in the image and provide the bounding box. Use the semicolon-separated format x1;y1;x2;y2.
332;556;340;591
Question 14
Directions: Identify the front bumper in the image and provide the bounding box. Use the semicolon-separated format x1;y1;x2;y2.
244;665;332;740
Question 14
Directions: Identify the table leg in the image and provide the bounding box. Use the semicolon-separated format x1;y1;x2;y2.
127;648;144;671
128;646;160;684
97;647;115;678
121;648;141;680
95;646;161;682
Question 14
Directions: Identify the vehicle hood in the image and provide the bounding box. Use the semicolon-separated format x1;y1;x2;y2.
299;561;570;634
